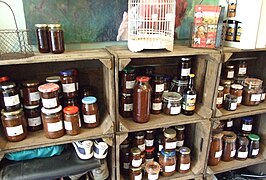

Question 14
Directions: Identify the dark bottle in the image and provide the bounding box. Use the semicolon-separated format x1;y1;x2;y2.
182;74;197;116
178;57;191;80
35;24;50;53
48;24;65;54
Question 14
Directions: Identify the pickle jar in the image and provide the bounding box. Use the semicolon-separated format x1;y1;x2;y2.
208;132;223;166
63;106;81;135
216;86;224;109
224;65;235;79
0;82;21;112
35;24;50;53
119;93;133;118
41;105;65;139
220;79;233;100
248;134;260;158
21;80;41;106
1;108;27;142
120;148;130;175
48;24;65;54
163;128;177;151
242;78;263;106
178;57;191;80
230;84;243;106
130;147;142;168
120;67;136;94
151;74;165;94
176;147;191;174
221;131;237;162
175;125;185;148
235;136;249;160
133;132;145;152
169;78;188;96
235;61;247;76
60;70;78;98
223;94;237;111
151;93;162;114
145;130;155;149
38;83;60;109
24;105;42;131
159;149;176;177
129;166;142;180
241;116;253;134
145;160;160;180
162;92;182;115
82;96;100;128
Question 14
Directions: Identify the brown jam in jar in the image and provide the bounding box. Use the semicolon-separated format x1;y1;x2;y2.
119;93;133;118
145;160;160;180
130;147;142;168
216;86;224;109
22;80;40;106
60;70;78;98
235;61;247;77
230;84;243;106
63;106;81;135
163;128;177;151
133;76;151;123
208;132;223;166
224;65;235;79
178;57;191;80
48;24;65;54
221;131;236;162
145;130;154;149
236;136;249;160
241;116;253;134
120;148;130;175
151;74;165;94
220;79;233;100
129;166;142;180
248;134;260;158
82;96;100;128
24;105;42;131
133;132;145;152
162;92;182;115
175;125;185;148
120;67;136;94
35;24;50;53
1;108;27;142
159;149;176;177
261;86;266;102
177;147;191;174
223;94;237;111
0;82;21;112
169;78;188;96
151;93;162;114
38;83;60;109
41;105;65;139
242;78;263;106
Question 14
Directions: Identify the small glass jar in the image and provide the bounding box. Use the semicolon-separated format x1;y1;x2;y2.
21;80;40;106
235;61;247;76
120;148;130;175
208;132;223;166
175;125;185;148
63;106;81;135
82;96;100;128
241;116;253;134
130;147;142;168
120;67;136;94
248;134;260;158
159;149;176;177
224;65;235;79
216;86;224;109
35;24;50;53
145;130;154;149
46;76;62;95
242;78;263;106
163;128;177;151
41;105;65;139
24;105;42;131
221;131;237;162
0;82;21;112
38;83;60;109
230;84;243;106
145;161;160;180
145;147;155;162
163;75;172;92
129;166;142;180
176;147;191;174
151;74;165;93
133;132;145;152
48;24;65;54
60;70;78;98
1;108;27;142
151;93;162;114
235;136;249;160
119;93;133;118
223;94;237;111
169;78;188;96
224;119;234;131
179;57;191;80
162;92;182;115
220;79;233;100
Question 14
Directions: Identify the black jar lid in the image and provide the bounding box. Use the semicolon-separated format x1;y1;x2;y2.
152;74;164;81
0;82;16;90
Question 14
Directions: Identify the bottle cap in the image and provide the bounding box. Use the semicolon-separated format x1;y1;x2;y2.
179;147;191;155
63;106;79;115
82;96;97;104
188;74;195;78
248;134;260;141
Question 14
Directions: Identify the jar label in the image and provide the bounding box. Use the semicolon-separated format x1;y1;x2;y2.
237;151;248;158
28;117;42;127
42;97;58;108
227;71;234;79
176;140;184;147
29;91;40;101
237;96;242;104
145;139;154;147
215;150;222;158
134;173;142;180
182;95;196;111
6;125;24;137
47;121;63;132
164;164;176;172
238;67;247;75
159;144;163;151
181;68;191;77
124;103;133;111
165;141;177;150
216;97;223;105
123;162;130;169
261;93;266;101
170;106;181;115
62;83;76;93
230;150;236;157
152;102;162;111
126;80;135;89
137;144;145;152
230;102;237;110
148;173;159;180
83;114;97;123
64;121;73;130
180;163;190;171
132;159;142;167
252;149;259;156
251;94;261;102
3;94;20;107
227;120;233;128
155;84;164;93
242;124;252;131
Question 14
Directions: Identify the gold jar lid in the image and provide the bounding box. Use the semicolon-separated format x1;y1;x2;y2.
179;146;191;155
48;24;61;29
130;147;141;155
1;108;23;116
164;128;176;139
222;131;237;142
130;166;142;171
35;24;48;28
218;86;224;91
134;132;145;139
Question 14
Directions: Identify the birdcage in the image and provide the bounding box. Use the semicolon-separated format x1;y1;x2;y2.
128;0;176;52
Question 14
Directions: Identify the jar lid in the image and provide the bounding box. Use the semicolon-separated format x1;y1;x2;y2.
161;149;176;157
35;24;48;28
121;93;132;97
181;57;191;61
24;104;40;109
48;24;61;28
179;147;191;155
22;80;40;87
63;106;79;115
163;92;182;102
145;160;160;174
130;166;142;171
0;76;9;83
41;105;62;114
244;78;263;87
145;147;155;153
136;76;150;82
175;125;185;131
46;76;61;83
38;83;59;93
238;136;249;146
226;65;234;69
135;132;145;139
164;128;176;139
218;86;224;91
82;96;97;104
130;147;141;155
59;70;73;76
220;79;233;85
1;108;23;116
0;82;16;90
248;134;260;141
231;84;243;90
146;130;153;133
122;66;135;73
241;116;253;123
225;94;237;100
222;131;237;142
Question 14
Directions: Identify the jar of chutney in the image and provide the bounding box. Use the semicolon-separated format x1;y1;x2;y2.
120;67;136;94
63;106;81;135
159;149;176;177
151;74;165;94
163;128;177;151
248;134;260;158
230;84;243;106
119;93;133;118
60;70;78;98
145;130;154;149
176;147;191;174
151;93;162;114
169;78;188;95
242;78;263;106
145;160;160;180
208;132;223;166
235;61;247;77
82;96;100;128
38;83;60;109
216;86;224;109
133;132;145;152
129;166;142;180
130;147;142;168
221;131;236;162
223;94;237;111
235;136;249;160
224;65;235;79
24;105;42;131
175;125;185;148
220;79;233;100
0;82;21;112
162;92;182;115
35;24;50;53
21;80;40;106
48;24;65;54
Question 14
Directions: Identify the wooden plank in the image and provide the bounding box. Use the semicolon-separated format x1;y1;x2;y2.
116;133;129;180
222;47;266;53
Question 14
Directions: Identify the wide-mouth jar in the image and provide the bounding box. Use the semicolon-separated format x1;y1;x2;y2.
162;92;182;115
38;83;60;109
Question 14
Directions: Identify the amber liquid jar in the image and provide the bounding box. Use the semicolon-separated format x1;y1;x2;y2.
133;132;145;152
145;130;154;149
230;84;243;106
216;86;224;109
242;78;263;106
48;24;65;54
120;67;136;94
241;116;253;134
130;147;142;168
38;83;60;109
22;80;40;106
129;166;142;180
221;131;236;162
235;137;249;160
159;149;176;177
178;57;191;80
177;147;191;174
208;133;223;166
0;82;21;112
151;93;162;114
35;24;50;53
63;106;81;135
119;93;133;118
151;74;165;94
133;76;151;123
175;125;185;148
60;70;78;98
82;96;100;128
1;108;27;142
24;105;42;131
248;134;260;158
162;92;182;115
163;128;177;151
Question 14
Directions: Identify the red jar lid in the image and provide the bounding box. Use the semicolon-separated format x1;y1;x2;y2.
38;83;59;93
136;76;150;82
63;106;79;114
0;76;9;83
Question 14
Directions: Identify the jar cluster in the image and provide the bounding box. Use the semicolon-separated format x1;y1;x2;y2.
217;60;265;111
208;116;260;166
0;69;100;142
120;126;191;179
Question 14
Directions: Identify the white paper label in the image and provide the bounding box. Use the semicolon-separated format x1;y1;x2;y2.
227;120;233;127
29;92;40;101
42;97;57;108
145;139;154;147
83;114;97;123
64;121;73;130
152;102;162;111
237;96;242;104
216;97;223;105
6;125;24;136
227;71;234;78
132;159;142;167
180;163;190;170
47;121;63;132
148;173;159;180
126;80;135;89
230;102;237;110
181;68;191;77
164;164;176;172
155;84;164;93
261;93;266;101
4;94;20;106
176;140;184;147
28;117;41;127
159;145;163;151
242;124;252;131
238;67;247;75
237;151;248;158
152;13;158;20
170;106;181;115
252;149;259;156
123;162;130;169
215;150;222;158
230;150;236;157
165;142;177;150
138;144;145;152
251;94;261;102
124;103;133;111
134;173;142;180
62;83;76;93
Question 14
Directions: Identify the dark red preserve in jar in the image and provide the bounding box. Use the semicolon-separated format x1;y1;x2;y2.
82;96;100;128
38;83;60;109
63;106;81;135
21;80;40;106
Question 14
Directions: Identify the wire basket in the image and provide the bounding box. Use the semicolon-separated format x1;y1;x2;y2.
0;1;34;60
128;0;176;52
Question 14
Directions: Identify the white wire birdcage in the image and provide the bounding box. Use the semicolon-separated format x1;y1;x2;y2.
128;0;176;52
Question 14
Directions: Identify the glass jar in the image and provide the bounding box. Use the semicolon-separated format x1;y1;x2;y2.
162;92;182;115
120;67;136;94
151;74;165;94
60;70;78;98
224;65;235;79
21;80;40;106
151;93;162;114
223;94;237;111
220;79;233;100
230;84;243;106
242;78;263;106
176;147;191;174
63;106;81;135
82;96;100;128
155;134;164;153
130;147;142;168
175;125;185;148
1;108;27;142
48;24;65;54
133;132;145;152
261;86;266;102
145;160;160;180
241;116;253;134
163;75;172;92
169;78;188;95
178;57;191;80
145;147;155;162
129;166;142;180
235;61;247;77
163;128;177;151
35;24;50;53
235;136;249;160
0;82;21;112
216;86;224;109
38;83;60;109
145;130;154;149
248;134;260;158
24;105;42;131
224;119;234;131
159;149;176;177
41;105;65;139
120;148;130;175
208;132;223;166
46;76;62;95
234;75;248;85
133;76;152;123
221;131;237;162
119;93;133;118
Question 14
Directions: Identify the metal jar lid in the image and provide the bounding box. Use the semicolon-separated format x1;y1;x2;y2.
164;128;176;139
175;125;185;131
130;147;141;155
135;132;145;139
1;108;23;117
41;105;62;115
218;86;224;91
231;84;243;90
179;147;191;155
0;82;16;90
22;80;40;87
46;76;61;83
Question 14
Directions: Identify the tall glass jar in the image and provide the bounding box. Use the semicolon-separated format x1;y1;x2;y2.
175;125;185;148
163;128;177;151
151;74;165;94
151;93;162;114
248;134;260;158
120;67;136;94
120;148;130;175
145;130;154;150
60;70;78;98
176;147;191;174
224;65;235;79
21;80;40;106
216;86;224;109
133;76;151;123
0;82;21;112
242;78;263;106
220;79;233;100
235;136;249;160
235;61;247;77
24;105;42;131
208;132;223;166
159;149;176;177
178;57;191;80
133;132;145;152
82;96;100;128
35;24;50;53
63;106;81;135
48;24;65;54
221;131;237;162
119;93;133;118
